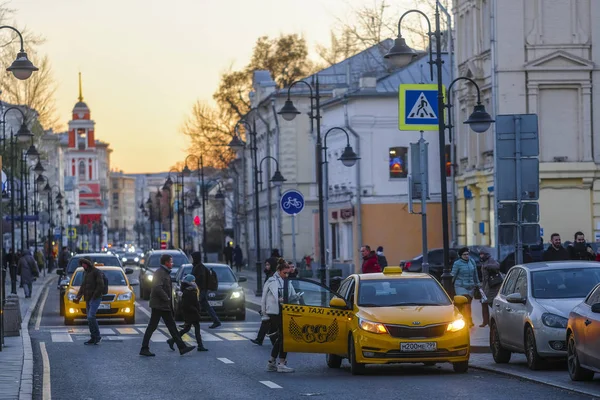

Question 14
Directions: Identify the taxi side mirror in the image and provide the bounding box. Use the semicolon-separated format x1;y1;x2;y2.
329;297;347;309
124;268;134;275
453;295;468;306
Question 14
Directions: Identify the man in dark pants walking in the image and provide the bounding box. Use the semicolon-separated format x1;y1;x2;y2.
140;254;195;356
191;251;221;329
73;258;105;345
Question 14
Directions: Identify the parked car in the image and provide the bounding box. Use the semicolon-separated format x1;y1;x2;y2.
57;253;123;316
490;261;600;370
566;282;600;380
138;249;190;300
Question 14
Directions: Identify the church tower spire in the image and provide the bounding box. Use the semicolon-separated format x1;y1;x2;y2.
78;72;84;102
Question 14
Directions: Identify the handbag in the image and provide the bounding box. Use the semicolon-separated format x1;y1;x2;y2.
488;271;504;288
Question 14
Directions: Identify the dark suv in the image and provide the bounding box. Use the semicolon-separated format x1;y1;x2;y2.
139;249;190;300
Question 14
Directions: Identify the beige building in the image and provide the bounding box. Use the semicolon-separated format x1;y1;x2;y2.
109;171;136;245
452;0;600;248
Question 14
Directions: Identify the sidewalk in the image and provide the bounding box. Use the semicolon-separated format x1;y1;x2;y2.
0;272;57;400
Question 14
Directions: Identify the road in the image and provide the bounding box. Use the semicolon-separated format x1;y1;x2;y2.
29;267;598;400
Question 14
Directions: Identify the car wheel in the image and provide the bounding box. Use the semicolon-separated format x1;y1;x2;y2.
125;313;135;325
326;354;343;368
64;316;74;326
567;332;595;381
349;335;365;375
490;321;511;363
525;326;545;370
452;361;469;373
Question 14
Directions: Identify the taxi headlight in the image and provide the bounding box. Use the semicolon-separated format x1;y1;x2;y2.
122;257;127;262
67;293;77;301
359;318;387;334
146;275;153;281
134;257;139;262
118;292;132;301
230;290;243;299
447;318;466;332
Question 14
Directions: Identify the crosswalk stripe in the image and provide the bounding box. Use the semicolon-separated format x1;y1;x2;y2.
100;328;116;335
150;331;168;342
215;332;247;341
116;328;139;335
235;332;257;340
199;330;223;342
51;333;73;343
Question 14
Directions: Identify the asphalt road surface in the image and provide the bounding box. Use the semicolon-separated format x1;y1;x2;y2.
29;267;598;400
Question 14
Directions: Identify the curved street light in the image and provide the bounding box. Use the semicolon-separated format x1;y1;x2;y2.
258;156;287;188
1;26;38;80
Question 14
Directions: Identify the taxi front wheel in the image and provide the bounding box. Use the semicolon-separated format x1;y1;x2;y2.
453;361;469;373
326;354;342;368
349;336;366;375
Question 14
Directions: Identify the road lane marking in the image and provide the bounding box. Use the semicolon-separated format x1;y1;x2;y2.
40;342;52;400
35;287;50;330
50;333;73;342
217;358;234;364
199;329;223;341
99;328;116;335
134;301;151;317
215;332;246;341
150;331;168;342
236;332;257;339
260;381;282;389
116;328;139;334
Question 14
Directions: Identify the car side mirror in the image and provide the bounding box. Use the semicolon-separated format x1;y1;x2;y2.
125;268;134;275
506;293;526;304
56;268;64;276
329;297;347;309
59;279;69;287
453;295;468;306
591;303;600;313
237;276;247;283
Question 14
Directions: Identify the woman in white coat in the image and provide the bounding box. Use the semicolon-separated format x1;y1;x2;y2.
261;258;297;373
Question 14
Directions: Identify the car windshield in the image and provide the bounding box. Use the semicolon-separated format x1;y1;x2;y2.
178;265;193;281
67;256;121;273
148;254;190;268
531;267;600;299
358;279;451;307
72;269;128;286
209;266;236;283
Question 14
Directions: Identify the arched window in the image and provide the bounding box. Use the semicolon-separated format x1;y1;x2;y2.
78;161;86;181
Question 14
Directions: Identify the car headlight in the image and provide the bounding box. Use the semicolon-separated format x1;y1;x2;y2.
358;318;387;334
117;292;133;301
134;257;139;262
230;290;243;299
447;318;466;332
146;274;153;281
122;257;127;262
67;293;77;300
541;313;568;328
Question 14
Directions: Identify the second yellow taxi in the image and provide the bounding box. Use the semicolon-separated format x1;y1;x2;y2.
282;266;470;374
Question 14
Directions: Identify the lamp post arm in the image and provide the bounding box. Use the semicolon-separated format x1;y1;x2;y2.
322;127;352;165
258;156;281;171
0;26;25;52
396;9;434;80
447;76;482;104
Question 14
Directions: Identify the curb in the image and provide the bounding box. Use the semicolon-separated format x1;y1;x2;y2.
469;365;600;398
19;275;57;400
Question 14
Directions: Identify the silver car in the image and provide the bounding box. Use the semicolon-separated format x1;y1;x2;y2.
490;261;600;370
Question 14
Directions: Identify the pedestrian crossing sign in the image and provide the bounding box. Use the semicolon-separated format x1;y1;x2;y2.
398;84;446;131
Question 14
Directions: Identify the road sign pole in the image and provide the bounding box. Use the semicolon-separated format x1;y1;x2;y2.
419;136;429;273
292;214;297;267
515;116;523;265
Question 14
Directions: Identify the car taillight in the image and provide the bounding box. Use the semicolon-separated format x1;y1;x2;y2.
404;262;411;270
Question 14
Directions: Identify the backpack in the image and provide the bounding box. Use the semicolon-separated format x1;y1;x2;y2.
207;268;218;291
100;271;109;295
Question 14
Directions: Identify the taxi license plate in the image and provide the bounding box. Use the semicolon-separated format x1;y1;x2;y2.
208;301;223;307
400;342;437;352
98;303;110;310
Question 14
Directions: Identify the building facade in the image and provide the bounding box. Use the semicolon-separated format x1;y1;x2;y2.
109;171;137;245
453;0;600;249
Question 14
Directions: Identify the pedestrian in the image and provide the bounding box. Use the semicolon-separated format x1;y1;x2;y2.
139;254;195;356
287;261;298;278
167;274;208;352
34;248;45;275
223;242;234;267
73;258;105;345
58;246;70;270
478;249;501;328
376;246;388;268
543;233;569;261
234;245;243;273
568;231;596;260
360;245;381;274
262;258;297;373
264;249;280;282
451;247;480;328
190;251;222;329
17;249;39;298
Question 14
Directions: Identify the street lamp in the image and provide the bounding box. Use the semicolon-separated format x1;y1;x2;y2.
384;3;495;294
278;79;359;286
258;156;287;189
184;154;208;261
0;26;38;80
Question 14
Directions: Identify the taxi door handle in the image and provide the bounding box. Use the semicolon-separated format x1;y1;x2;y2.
505;307;512;312
585;319;592;326
495;303;501;308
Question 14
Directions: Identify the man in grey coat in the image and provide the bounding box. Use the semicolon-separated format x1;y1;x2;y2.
140;254;195;357
17;250;39;298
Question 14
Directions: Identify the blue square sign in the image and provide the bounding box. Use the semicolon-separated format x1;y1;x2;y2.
398;84;446;131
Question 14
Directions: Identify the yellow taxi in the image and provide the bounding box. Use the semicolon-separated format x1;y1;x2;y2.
282;267;470;374
63;266;136;325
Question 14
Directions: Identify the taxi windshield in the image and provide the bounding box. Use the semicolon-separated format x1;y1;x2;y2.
72;270;128;287
67;256;121;273
358;279;451;307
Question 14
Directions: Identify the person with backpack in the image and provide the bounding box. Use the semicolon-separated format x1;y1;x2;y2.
167;274;208;352
73;258;105;345
190;251;221;329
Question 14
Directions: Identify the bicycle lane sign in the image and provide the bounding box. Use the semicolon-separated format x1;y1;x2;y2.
280;189;304;215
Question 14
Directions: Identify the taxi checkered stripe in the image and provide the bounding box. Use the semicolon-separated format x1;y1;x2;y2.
326;309;351;317
282;305;305;313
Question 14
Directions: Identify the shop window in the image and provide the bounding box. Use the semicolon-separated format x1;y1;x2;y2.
389;147;408;178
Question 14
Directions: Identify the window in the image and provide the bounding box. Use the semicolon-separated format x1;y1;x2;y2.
112;180;119;189
73;269;127;286
287;280;336;308
112;193;119;203
585;284;600;306
389;147;408;178
337;279;352;298
330;223;339;260
114;220;119;229
500;269;520;296
514;270;528;298
78;161;86;181
358;279;451;307
531;267;600;299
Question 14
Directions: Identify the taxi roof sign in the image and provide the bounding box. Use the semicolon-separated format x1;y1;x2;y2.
382;266;403;275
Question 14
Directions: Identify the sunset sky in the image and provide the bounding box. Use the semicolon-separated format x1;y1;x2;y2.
13;0;409;173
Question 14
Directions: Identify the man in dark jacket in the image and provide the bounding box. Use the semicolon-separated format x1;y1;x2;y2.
361;245;381;274
223;242;234;267
140;254;195;356
543;233;569;261
568;231;596;261
376;246;388;268
17;250;39;298
74;258;105;345
191;251;221;329
234;245;243;273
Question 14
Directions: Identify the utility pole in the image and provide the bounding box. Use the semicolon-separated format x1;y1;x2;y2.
408;133;430;273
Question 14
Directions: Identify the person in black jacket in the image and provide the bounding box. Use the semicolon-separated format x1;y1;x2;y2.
376;246;388;268
74;258;105;345
543;233;569;261
568;231;596;261
168;275;208;352
140;254;195;357
190;251;221;329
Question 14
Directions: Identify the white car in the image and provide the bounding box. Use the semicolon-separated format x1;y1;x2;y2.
490;261;600;370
